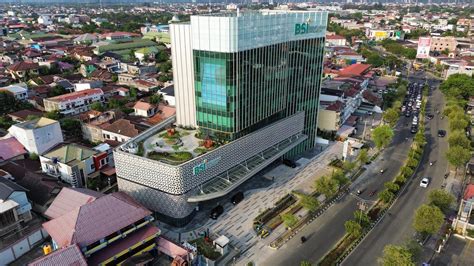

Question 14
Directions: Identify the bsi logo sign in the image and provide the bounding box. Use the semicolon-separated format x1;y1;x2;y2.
193;157;221;175
295;22;325;35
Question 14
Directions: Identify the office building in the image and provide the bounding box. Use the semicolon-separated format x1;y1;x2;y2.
115;10;327;226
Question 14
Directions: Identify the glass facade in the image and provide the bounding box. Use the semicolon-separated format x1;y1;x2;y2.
194;37;325;154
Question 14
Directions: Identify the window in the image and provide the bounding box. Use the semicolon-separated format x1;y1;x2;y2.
91;164;95;171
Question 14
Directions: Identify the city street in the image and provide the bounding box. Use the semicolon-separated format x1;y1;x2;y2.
343;72;445;265
259;83;420;265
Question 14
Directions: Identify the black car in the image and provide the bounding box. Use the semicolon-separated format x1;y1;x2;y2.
282;159;297;168
411;126;418;134
210;205;224;220
426;114;434;120
438;130;446;137
231;191;244;205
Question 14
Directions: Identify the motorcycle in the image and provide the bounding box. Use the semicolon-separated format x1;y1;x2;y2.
301;236;307;243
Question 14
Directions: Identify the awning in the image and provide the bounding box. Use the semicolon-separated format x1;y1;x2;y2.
100;166;116;176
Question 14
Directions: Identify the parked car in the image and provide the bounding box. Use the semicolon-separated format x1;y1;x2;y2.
210;205;224;220
420;177;430;188
438;130;446;137
282;159;297;168
231;191;244;205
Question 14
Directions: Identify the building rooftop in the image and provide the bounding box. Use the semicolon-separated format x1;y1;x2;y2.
28;244;87;266
0;84;28;93
0;137;27;163
101;118;141;138
46;88;103;103
8;61;39;72
43;192;151;248
13;117;58;130
44;187;103;219
0;176;28;200
338;63;371;77
42;144;97;166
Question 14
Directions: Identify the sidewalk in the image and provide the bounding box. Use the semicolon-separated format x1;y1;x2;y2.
159;142;344;263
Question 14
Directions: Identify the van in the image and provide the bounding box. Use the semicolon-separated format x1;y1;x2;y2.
231;192;244;205
209;205;224;220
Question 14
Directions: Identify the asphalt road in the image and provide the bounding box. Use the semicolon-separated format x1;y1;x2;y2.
262;81;421;266
343;72;446;266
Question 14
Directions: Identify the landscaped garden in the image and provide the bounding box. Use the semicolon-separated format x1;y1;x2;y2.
189;237;221;261
141;126;219;164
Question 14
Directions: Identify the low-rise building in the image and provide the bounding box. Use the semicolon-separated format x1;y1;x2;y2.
326;34;347;47
160;85;175;106
8;118;63;155
43;88;105;116
7;61;39;80
29;189;160;265
80;110;118;143
0;138;27;165
0;176;33;237
430;36;458;52
0;83;28;100
101;119;143;143
134;101;158;117
39;144;99;187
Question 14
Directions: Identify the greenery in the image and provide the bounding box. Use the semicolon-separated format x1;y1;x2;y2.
357;149;369;166
344;220;362;238
281;213;298;229
384;182;400;194
327;22;365;44
160;61;172;73
372;125;395;150
44;110;63;120
413;204;444;235
47;85;67;97
0;116;15;130
381;39;417;60
149;94;162;104
299;194;320;213
379;244;415;266
332;170;349;186
90;102;105;112
97;39;159;54
314;175;339;198
190;237;221;260
0;91;34;116
147;151;193;164
29;152;39;160
446;145;471;171
383;108;400;127
439;74;474;100
60;118;81;137
428;189;455;214
378;189;395;204
354;210;371;228
300;261;312;266
448;131;470;149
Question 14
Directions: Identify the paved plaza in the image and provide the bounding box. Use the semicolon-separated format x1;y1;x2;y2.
158;142;344;263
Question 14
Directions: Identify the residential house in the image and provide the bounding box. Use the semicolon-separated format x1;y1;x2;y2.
80;110;118;143
430;36;458;53
134;79;159;92
453;184;474;238
44;187;103;220
7;61;39;80
160;85;175;106
0;83;28;100
43;88;105;116
7;109;44;122
39;144;99;187
30;190;160;265
0;176;33;235
8;117;63;155
101;119;142;143
134;101;158;117
0;138;27;165
326;34;347;47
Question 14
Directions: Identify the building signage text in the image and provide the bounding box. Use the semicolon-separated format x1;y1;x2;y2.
193;157;221;175
294;22;325;35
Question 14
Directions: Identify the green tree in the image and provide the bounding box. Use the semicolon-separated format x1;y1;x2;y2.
48;85;67;97
149;94;162;104
299;194;320;213
300;261;312;266
413;204;444;235
354;210;371;228
60;118;81;137
332;170;349;186
0;116;14;130
29;152;39;160
281;213;298;229
446;145;471;171
379;244;415;266
155;50;169;63
129;87;138;98
449;115;469;131
384;182;400;193
448;130;470;148
345;220;362;238
428;189;455;214
90;102;105;112
357;149;369;166
439;74;474;99
44;110;62;120
372;125;394;150
378;189;395;204
383;108;399;127
160;61;172;73
314;175;339;198
342;160;356;173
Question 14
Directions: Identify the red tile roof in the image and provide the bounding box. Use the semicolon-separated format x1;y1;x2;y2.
101;118;140;138
133;101;154;110
47;88;103;103
338;63;371;77
42;192;151;248
8;61;39;72
0;137;27;162
326;34;345;40
28;244;87;266
326;101;344;112
464;184;474;200
44;187;104;219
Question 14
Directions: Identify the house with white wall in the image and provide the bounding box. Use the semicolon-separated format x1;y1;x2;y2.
0;83;28;101
8;117;63;155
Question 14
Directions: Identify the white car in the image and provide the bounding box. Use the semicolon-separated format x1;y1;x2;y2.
420;178;430;188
